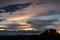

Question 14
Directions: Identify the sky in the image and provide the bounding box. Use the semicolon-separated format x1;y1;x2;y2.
0;0;60;35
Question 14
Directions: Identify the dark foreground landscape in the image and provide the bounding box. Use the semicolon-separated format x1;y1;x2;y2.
0;29;60;40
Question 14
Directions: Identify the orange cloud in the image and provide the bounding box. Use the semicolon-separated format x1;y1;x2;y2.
6;13;36;22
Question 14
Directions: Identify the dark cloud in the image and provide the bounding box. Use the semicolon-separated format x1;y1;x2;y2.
40;11;56;16
27;19;58;29
0;3;32;14
0;0;32;7
0;19;6;22
6;23;21;28
37;11;60;16
52;0;60;2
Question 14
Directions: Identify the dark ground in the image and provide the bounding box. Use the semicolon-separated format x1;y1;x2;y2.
0;29;60;40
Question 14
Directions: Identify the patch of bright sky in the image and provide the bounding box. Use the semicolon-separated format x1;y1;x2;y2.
0;21;14;24
46;25;56;29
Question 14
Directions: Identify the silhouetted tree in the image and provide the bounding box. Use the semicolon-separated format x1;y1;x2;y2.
40;29;60;40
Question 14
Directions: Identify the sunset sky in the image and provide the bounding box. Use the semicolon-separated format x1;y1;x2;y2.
0;0;60;34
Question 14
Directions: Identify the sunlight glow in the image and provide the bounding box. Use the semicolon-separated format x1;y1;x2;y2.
17;27;37;31
57;31;60;34
6;13;37;31
6;13;36;21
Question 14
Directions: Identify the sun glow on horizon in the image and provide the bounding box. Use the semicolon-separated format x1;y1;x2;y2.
57;31;60;34
17;27;37;31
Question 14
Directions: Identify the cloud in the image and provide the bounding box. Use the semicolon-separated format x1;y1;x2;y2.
0;0;60;18
0;0;60;31
0;19;6;22
31;12;60;21
0;3;32;13
6;23;21;28
39;11;60;16
27;19;58;29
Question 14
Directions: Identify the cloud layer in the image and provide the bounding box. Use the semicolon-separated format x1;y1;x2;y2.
0;0;60;35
